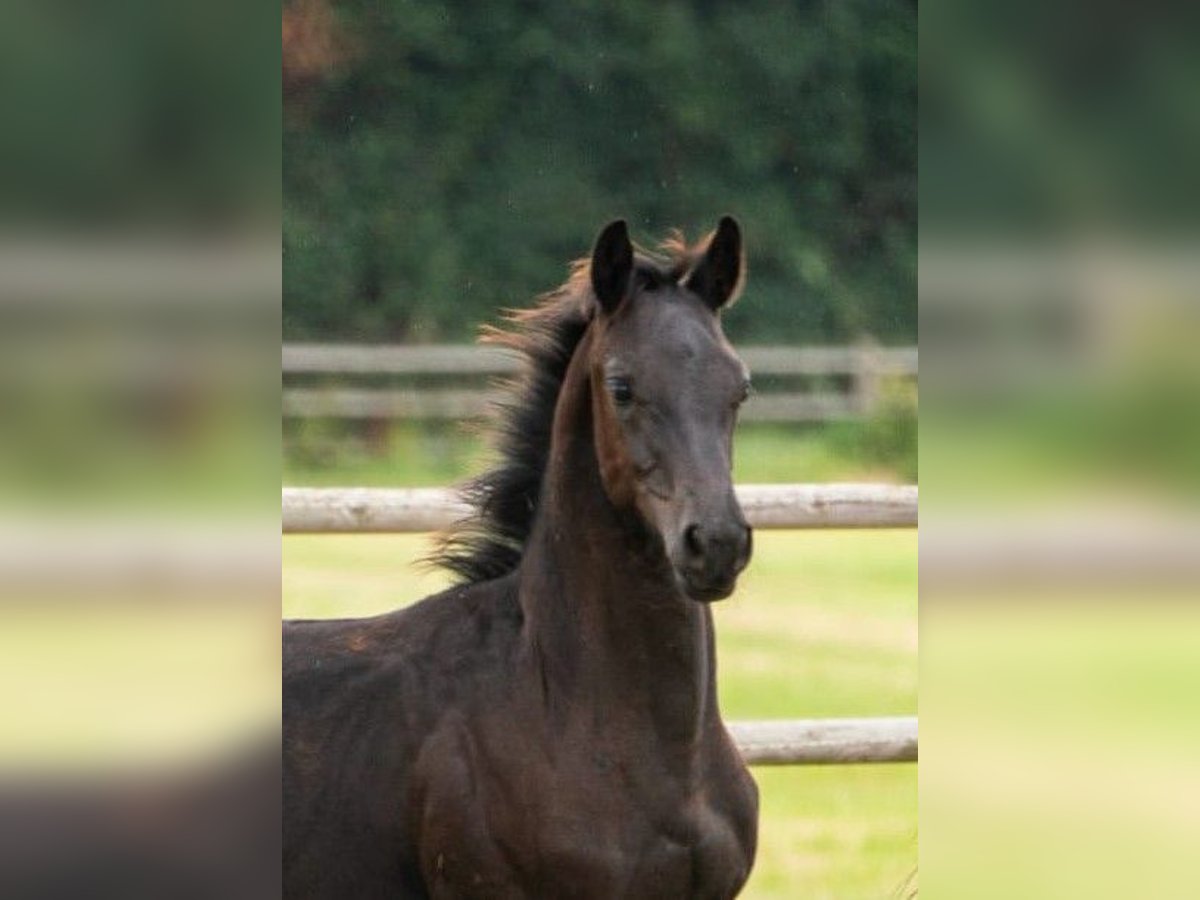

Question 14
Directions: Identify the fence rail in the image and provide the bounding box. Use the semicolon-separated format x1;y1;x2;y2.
283;343;919;377
282;343;917;422
283;483;918;533
729;717;917;765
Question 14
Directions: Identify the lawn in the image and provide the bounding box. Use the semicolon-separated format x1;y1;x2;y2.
283;528;917;899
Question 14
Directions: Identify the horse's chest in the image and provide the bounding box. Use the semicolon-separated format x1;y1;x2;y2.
416;713;756;897
521;782;752;898
421;759;752;898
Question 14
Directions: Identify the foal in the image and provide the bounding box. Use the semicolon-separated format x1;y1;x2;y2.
284;217;759;898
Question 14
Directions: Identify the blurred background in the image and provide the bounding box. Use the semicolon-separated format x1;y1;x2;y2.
282;2;917;899
282;0;915;346
0;0;279;896
921;2;1200;898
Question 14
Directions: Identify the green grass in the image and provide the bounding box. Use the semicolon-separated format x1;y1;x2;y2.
283;529;917;898
922;601;1200;900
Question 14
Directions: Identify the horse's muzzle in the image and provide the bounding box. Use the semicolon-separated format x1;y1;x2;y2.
675;519;753;602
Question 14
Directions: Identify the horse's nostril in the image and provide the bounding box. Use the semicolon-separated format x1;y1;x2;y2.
683;524;704;557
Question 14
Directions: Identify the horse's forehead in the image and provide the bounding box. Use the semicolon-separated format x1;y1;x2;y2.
609;294;739;373
625;294;716;348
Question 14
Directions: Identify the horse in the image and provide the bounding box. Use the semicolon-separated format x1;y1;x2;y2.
283;216;759;898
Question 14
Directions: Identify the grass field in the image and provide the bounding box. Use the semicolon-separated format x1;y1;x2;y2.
283;528;917;899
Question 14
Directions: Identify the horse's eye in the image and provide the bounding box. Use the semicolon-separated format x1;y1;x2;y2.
606;377;633;406
737;379;752;405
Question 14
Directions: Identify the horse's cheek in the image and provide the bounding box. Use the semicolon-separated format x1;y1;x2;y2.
600;452;636;508
593;403;636;507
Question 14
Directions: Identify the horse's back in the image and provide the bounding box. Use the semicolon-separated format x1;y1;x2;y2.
282;577;523;898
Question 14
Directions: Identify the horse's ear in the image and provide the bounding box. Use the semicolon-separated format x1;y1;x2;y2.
686;216;744;311
590;219;633;315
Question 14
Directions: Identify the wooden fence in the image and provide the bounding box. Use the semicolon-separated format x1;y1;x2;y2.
283;484;917;533
282;343;917;422
283;481;918;765
731;717;916;765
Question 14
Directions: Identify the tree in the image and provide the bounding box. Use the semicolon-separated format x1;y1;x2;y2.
283;0;915;344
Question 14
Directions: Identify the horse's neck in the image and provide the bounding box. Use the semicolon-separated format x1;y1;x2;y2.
517;343;717;749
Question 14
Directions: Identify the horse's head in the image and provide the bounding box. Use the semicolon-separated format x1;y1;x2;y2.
587;217;753;603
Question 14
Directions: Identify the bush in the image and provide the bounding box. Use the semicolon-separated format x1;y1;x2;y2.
828;379;917;482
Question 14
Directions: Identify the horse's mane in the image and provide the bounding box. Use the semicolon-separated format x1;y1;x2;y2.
430;233;705;585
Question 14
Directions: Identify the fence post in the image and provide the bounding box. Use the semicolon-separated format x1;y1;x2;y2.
852;335;882;416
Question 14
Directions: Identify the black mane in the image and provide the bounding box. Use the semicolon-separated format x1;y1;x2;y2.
430;235;703;584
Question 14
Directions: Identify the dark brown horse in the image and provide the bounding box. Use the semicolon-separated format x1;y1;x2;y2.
283;217;758;898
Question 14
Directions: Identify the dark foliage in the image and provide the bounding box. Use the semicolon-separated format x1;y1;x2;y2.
283;0;915;343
